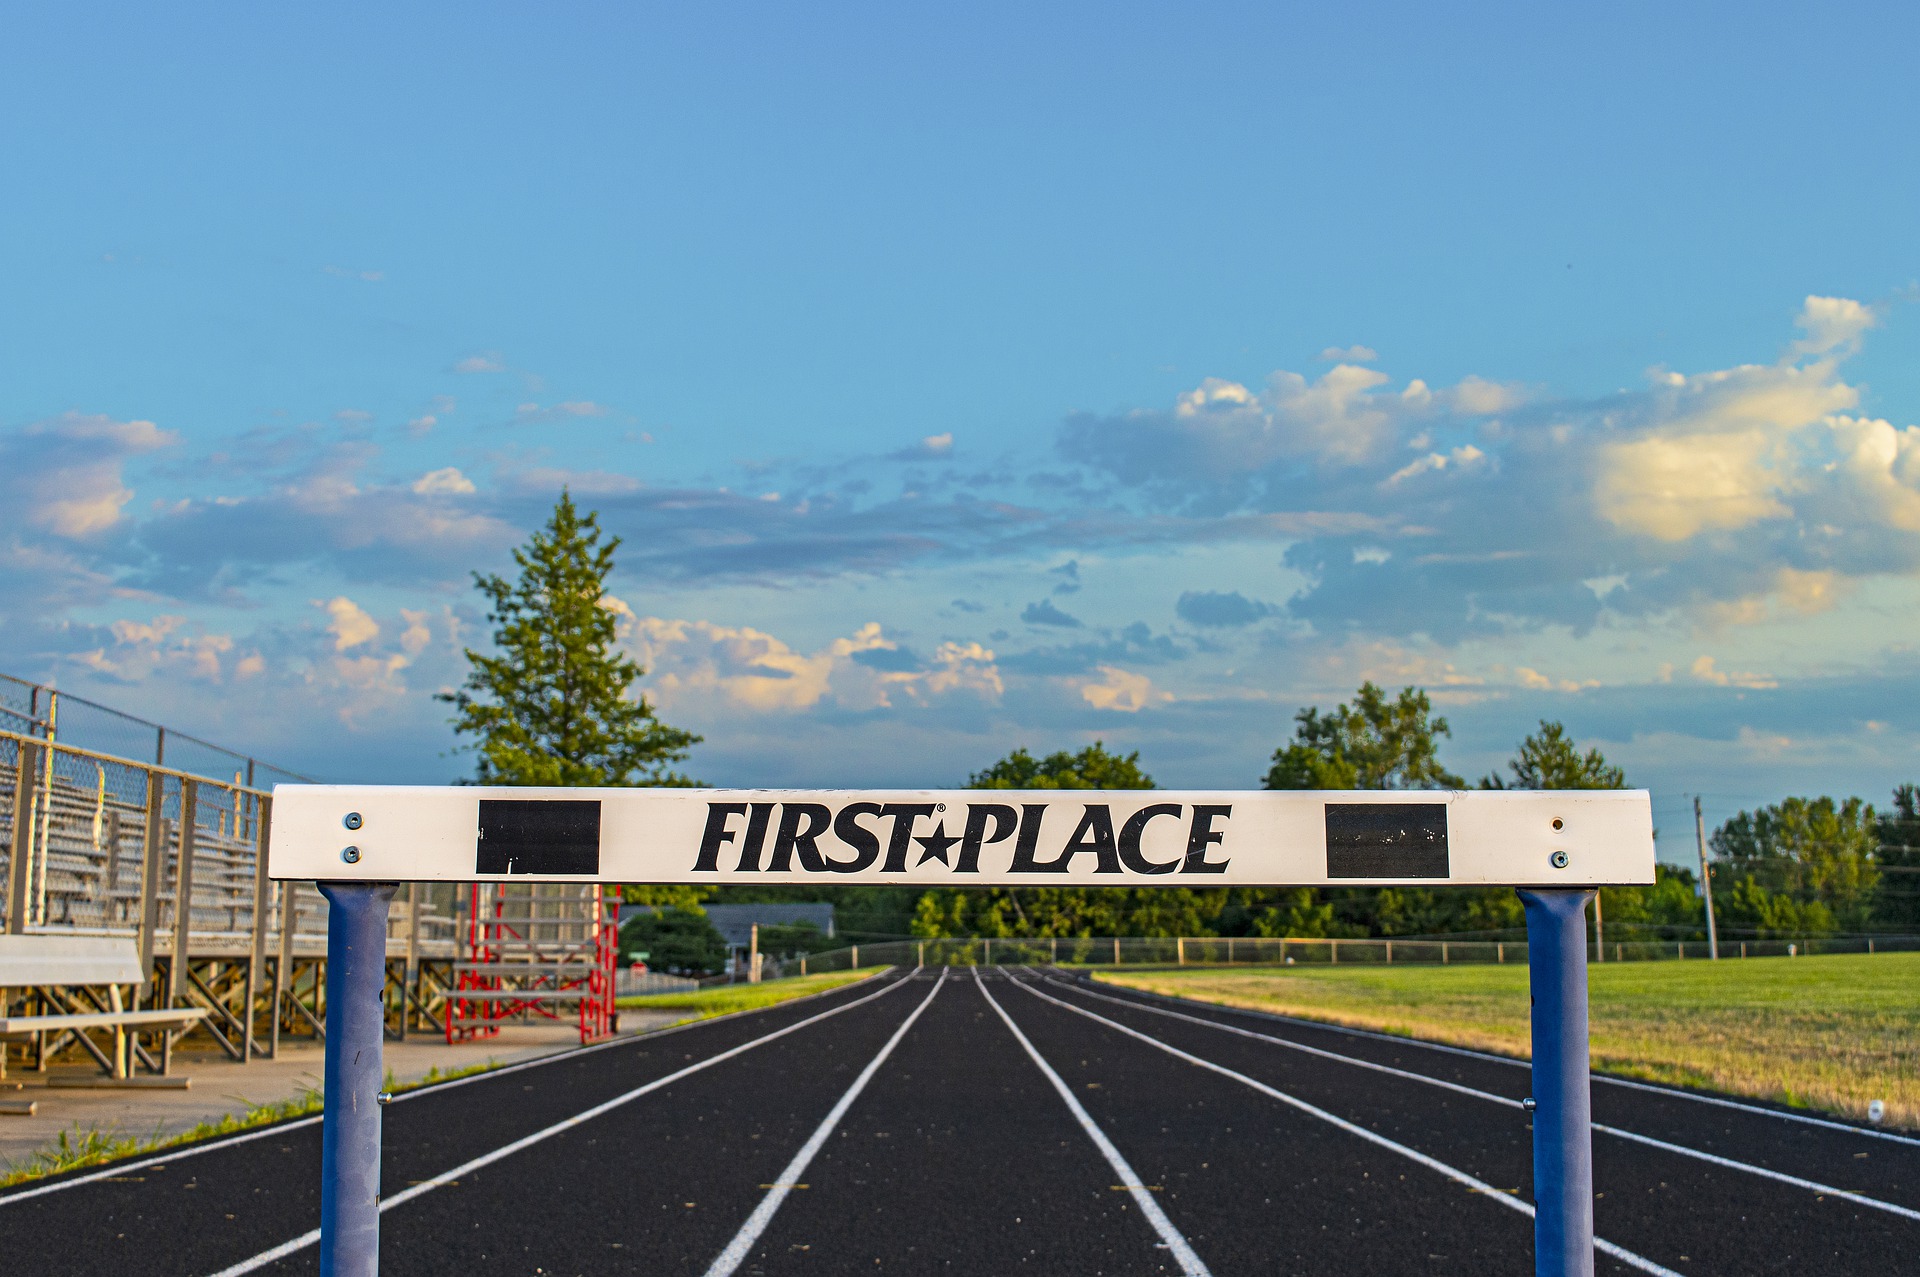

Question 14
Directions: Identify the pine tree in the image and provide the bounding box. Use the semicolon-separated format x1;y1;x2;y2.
440;491;701;787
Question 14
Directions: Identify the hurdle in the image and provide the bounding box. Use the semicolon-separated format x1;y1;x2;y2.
270;785;1653;1277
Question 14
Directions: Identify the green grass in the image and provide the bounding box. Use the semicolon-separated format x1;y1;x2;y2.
0;1084;327;1189
0;1058;510;1189
614;967;883;1017
1100;952;1920;1129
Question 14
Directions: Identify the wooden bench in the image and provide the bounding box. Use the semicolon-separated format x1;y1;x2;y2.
0;935;208;1088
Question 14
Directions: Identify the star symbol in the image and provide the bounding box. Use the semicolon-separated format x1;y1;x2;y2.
914;823;961;867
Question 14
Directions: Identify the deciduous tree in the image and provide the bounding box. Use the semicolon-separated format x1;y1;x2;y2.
1481;720;1626;790
1264;683;1464;790
1712;796;1879;933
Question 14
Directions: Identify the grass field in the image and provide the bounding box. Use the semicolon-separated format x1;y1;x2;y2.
614;967;883;1019
1099;953;1920;1129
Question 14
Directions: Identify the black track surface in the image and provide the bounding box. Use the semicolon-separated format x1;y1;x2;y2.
3;964;1916;1276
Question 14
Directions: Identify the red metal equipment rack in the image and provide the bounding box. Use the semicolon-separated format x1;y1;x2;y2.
447;881;618;1044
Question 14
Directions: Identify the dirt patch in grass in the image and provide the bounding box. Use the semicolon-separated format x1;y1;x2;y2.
1100;952;1920;1129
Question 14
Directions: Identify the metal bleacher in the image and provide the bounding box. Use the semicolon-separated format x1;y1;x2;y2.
0;674;476;1075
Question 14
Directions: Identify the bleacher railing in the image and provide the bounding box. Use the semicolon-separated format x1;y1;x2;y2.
0;673;315;792
2;728;468;1066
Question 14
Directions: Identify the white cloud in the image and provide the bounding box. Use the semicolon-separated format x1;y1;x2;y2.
1690;655;1778;690
923;432;953;454
398;609;432;656
1319;345;1379;363
325;651;413;716
71;614;239;684
1595;349;1860;541
453;353;505;373
517;401;610;421
1704;567;1849;627
1251;365;1397;465
5;413;177;538
320;597;380;651
1793;294;1877;356
1596;427;1793;540
924;641;1004;698
1067;359;1527;485
631;617;1002;714
1315;640;1487;699
1735;724;1794;757
133;448;521;577
1383;444;1485;487
1447;376;1524;416
1513;666;1600;693
1830;416;1920;533
1079;664;1171;712
411;467;477;495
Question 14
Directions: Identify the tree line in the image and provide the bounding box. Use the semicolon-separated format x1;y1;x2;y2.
445;495;1915;948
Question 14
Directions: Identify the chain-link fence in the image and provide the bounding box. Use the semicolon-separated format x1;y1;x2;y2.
0;672;314;791
742;930;1920;979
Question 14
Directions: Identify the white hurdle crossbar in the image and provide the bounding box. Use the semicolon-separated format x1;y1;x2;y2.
271;786;1654;1277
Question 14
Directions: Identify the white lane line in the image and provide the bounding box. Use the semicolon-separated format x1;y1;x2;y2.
203;970;917;1277
1594;1074;1920;1148
1010;975;1681;1277
973;969;1213;1277
702;971;947;1277
1045;970;1521;1107
1075;974;1920;1150
1592;1123;1920;1224
1039;972;1920;1225
0;965;897;1210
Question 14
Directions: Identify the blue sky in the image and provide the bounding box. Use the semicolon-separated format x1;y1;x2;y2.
5;3;1919;861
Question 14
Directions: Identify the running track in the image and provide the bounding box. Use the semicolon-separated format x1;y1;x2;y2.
3;966;1916;1275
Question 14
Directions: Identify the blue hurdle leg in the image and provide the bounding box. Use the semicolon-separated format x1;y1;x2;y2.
1519;887;1597;1277
318;882;396;1277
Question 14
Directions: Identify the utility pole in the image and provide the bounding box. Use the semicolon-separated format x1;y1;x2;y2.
1695;796;1719;960
749;923;761;984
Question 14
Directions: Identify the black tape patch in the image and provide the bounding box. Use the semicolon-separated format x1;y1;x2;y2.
1325;803;1449;879
476;799;602;875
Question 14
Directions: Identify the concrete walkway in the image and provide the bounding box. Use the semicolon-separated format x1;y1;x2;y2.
1;1011;681;1173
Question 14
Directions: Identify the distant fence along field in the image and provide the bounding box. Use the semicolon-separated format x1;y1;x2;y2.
729;932;1920;978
